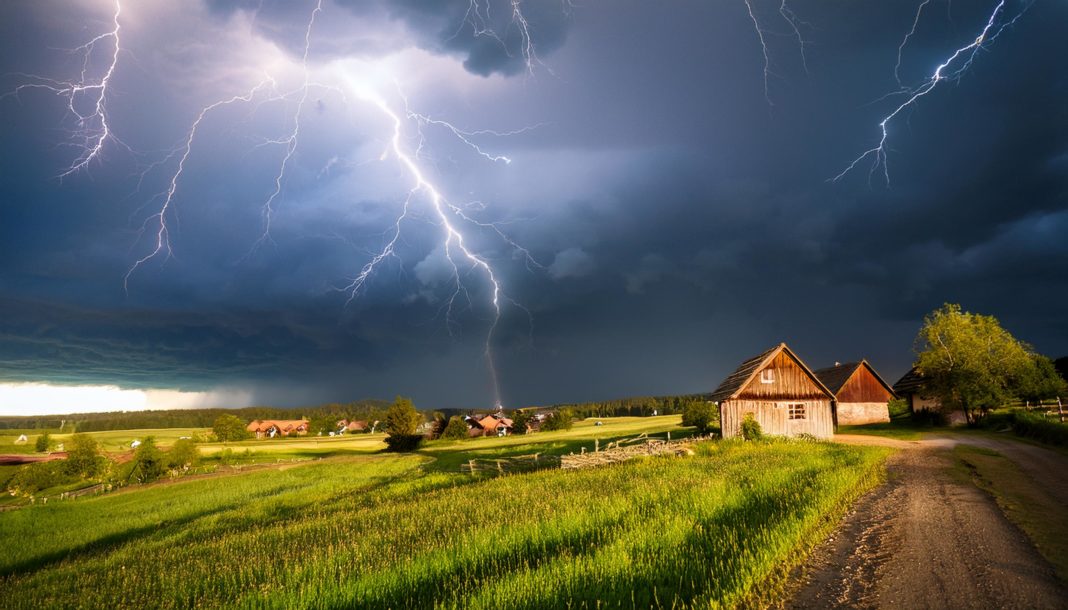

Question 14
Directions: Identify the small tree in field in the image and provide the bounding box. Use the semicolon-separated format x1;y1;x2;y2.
35;433;52;453
540;409;574;432
128;437;167;484
213;414;251;442
384;396;424;452
511;410;531;435
682;401;718;434
441;416;470;440
914;303;1035;425
65;434;104;478
168;438;200;471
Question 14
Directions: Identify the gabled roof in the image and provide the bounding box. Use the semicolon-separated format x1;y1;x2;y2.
710;343;833;402
892;367;926;394
814;360;897;398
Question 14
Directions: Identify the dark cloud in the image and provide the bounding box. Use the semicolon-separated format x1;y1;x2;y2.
0;0;1065;410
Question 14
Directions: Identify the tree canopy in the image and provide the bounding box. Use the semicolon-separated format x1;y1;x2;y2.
213;414;251;442
914;303;1056;424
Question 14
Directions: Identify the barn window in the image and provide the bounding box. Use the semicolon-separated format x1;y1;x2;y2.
788;403;806;420
760;369;775;384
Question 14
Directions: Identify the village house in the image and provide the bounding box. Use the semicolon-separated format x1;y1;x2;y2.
814;361;896;425
464;413;514;437
892;367;967;425
246;419;310;439
335;419;368;434
711;343;836;439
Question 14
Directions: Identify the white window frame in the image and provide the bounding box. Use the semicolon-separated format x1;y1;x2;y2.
760;368;775;384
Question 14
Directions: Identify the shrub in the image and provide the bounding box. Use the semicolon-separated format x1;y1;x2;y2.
35;433;52;453
910;407;947;427
168;438;200;471
384;434;424;452
511;410;531;435
541;409;574;432
1009;411;1068;447
65;434;105;479
740;414;763;441
887;398;910;419
385;397;422;436
682;402;718;434
440;416;469;441
128;438;167;484
7;461;77;496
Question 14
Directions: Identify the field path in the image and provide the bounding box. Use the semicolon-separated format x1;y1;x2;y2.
787;434;1068;609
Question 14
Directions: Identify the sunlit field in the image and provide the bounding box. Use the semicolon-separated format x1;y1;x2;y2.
0;428;212;455
0;416;890;609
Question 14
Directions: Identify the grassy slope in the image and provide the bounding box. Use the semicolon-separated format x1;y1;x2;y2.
0;418;889;609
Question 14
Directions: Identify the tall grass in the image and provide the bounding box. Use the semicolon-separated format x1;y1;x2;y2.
0;439;887;609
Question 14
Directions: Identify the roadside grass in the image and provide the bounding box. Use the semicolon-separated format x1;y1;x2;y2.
954;444;1068;583
0;436;888;609
837;420;931;441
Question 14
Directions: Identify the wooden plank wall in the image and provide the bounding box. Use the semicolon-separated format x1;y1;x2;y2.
736;351;828;401
720;399;834;439
838;366;893;403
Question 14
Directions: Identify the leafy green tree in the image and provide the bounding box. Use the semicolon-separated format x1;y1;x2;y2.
441;416;470;440
35;432;51;453
65;434;104;478
213;414;251;442
681;401;718;434
384;396;424;452
385;396;422;436
168;438;200;470
540;409;574;432
128;437;167;484
511;410;531;435
309;415;339;436
914;303;1035;425
1015;355;1068;405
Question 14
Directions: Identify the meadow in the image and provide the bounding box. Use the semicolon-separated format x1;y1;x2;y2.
0;417;890;609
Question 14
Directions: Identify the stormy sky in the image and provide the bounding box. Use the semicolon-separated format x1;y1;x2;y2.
0;0;1065;414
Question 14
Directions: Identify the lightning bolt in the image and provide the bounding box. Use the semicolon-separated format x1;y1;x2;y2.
741;0;811;104
895;0;933;87
123;78;279;293
832;0;1030;186
742;0;773;104
2;0;123;177
454;0;556;76
249;0;323;251
339;82;541;408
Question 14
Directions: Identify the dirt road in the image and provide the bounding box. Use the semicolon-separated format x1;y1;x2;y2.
788;434;1068;609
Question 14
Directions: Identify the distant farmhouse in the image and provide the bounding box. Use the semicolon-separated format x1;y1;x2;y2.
711;343;836;439
814;361;896;425
892;367;967;425
465;413;513;437
335;419;368;434
246;419;309;439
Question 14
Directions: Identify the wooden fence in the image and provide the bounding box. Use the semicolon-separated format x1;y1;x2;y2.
459;433;709;474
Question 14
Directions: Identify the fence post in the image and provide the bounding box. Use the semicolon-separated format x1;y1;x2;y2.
468;459;474;473
1058;396;1064;423
667;431;671;442
595;439;599;453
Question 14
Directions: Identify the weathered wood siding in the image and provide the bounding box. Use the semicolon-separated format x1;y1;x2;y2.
720;399;834;439
735;351;828;401
837;367;893;403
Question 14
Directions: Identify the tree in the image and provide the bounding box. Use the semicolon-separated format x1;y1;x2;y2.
35;432;51;453
682;401;718;434
213;414;251;442
914;304;1035;425
441;416;470;440
128;437;167;484
309;415;339;436
65;434;104;478
384;396;424;452
168;438;200;471
541;409;574;432
511;410;532;435
1015;355;1067;406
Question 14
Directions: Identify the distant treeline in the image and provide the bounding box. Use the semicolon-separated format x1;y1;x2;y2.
549;394;713;419
0;400;391;432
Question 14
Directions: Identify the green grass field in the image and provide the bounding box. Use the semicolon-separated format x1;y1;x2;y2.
0;416;890;609
0;428;211;455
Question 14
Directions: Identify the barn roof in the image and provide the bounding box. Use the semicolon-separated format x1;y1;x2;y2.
710;342;832;402
814;360;897;398
892;367;926;395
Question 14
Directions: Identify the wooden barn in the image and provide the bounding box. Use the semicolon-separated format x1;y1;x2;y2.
711;343;836;439
814;361;896;426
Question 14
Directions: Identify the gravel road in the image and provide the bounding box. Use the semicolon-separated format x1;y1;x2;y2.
787;434;1068;609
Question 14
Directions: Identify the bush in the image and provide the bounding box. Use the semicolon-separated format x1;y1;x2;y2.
384;434;424;452
168;438;200;470
541;409;574;432
213;414;251;442
441;416;469;441
681;402;718;434
7;461;78;496
127;437;167;484
910;407;947;427
1008;411;1068;447
511;411;531;435
35;433;51;453
385;397;422;436
740;414;763;441
887;398;910;419
65;434;105;479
